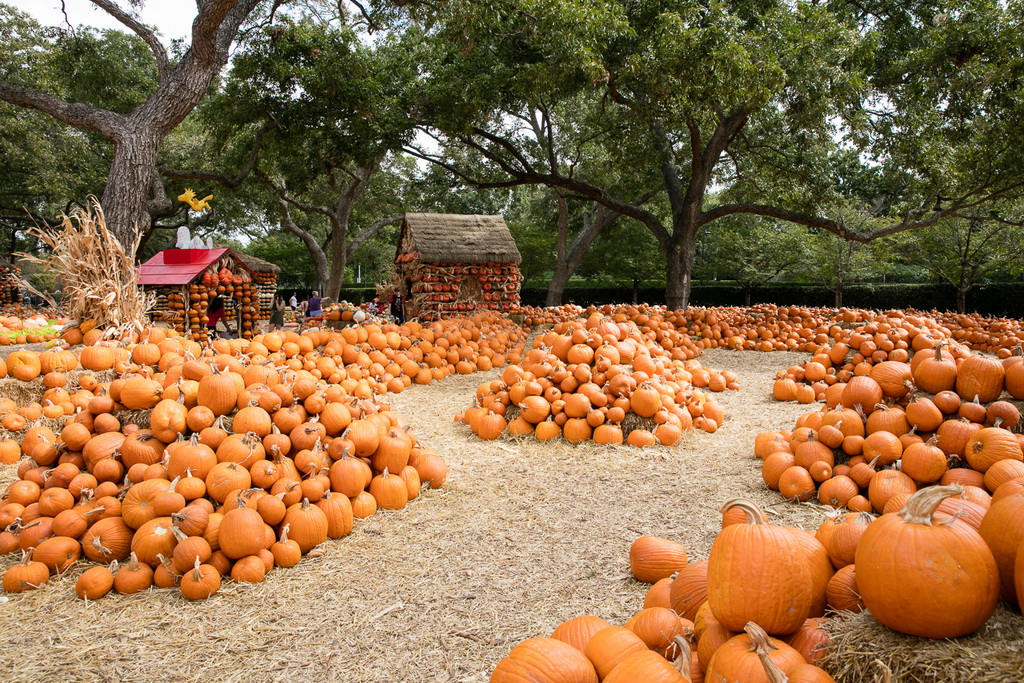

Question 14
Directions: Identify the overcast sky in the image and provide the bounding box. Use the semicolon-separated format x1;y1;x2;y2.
8;0;194;43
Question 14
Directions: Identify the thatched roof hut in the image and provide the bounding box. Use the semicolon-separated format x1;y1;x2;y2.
236;253;281;274
397;213;522;265
395;213;522;320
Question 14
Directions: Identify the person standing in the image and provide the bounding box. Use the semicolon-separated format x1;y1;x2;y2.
206;296;233;338
390;292;405;324
289;292;298;309
269;294;286;331
307;290;322;319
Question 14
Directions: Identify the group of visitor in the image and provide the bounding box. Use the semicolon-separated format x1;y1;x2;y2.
208;289;404;337
265;291;324;331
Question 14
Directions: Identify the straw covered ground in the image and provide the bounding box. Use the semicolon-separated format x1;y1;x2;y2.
0;347;1021;682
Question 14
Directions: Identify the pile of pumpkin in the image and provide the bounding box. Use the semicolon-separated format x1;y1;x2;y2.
0;315;532;599
572;303;1024;358
770;315;977;403
758;339;1024;516
510;304;587;327
457;315;733;446
494;490;1024;682
931;310;1024;356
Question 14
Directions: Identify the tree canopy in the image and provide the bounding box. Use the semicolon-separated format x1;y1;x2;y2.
1;0;1023;309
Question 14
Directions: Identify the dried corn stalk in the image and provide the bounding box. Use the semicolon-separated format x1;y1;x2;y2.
20;198;152;333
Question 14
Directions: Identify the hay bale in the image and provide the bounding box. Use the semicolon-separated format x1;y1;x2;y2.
822;607;1024;683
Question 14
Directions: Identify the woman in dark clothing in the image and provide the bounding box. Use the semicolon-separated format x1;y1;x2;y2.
389;293;405;324
306;290;323;319
206;296;233;338
269;294;286;330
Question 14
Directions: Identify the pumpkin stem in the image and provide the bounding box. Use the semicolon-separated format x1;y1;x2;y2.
91;535;113;557
897;484;964;525
743;622;778;654
670;635;693;682
718;499;769;525
757;649;790;683
279;523;291;543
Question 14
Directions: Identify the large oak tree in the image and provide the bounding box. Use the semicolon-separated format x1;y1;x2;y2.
409;0;1024;308
0;0;268;246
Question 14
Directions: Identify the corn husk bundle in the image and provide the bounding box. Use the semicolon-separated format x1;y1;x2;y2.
19;198;151;333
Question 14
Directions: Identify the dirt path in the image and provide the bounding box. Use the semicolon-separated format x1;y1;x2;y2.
0;348;819;682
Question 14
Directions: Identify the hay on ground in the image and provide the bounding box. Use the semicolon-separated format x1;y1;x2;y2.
822;607;1024;683
0;348;1017;682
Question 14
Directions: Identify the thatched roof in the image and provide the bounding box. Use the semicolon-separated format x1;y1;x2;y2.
399;213;521;265
236;252;281;274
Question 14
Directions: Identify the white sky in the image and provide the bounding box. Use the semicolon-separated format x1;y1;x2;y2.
8;0;194;43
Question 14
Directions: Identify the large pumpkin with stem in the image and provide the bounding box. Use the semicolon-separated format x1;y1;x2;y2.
705;622;804;683
855;485;999;638
490;636;598;683
707;499;812;635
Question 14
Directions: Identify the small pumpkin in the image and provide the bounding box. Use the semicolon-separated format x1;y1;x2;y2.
75;564;115;600
629;536;689;583
491;637;598;683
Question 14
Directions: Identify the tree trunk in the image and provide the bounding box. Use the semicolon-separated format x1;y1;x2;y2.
326;165;374;302
546;200;612;307
834;280;843;308
326;215;347;302
665;228;698;310
744;287;752;307
100;130;161;246
632;278;640;304
546;193;570;307
275;197;330;294
957;286;968;314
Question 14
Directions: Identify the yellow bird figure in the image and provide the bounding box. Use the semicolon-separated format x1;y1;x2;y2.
177;188;214;212
177;187;197;206
189;194;214;212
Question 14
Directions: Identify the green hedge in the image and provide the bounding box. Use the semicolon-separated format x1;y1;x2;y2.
337;282;1023;316
521;282;1024;316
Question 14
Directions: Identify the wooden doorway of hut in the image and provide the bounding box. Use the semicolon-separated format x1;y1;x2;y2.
403;277;413;320
456;275;483;307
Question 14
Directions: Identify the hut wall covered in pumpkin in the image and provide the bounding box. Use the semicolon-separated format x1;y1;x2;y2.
137;247;262;340
236;253;280;319
395;213;522;320
0;260;21;306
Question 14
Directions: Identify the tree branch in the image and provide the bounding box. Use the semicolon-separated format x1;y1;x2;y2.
259;172;334;219
159;120;278;188
0;82;123;140
89;0;170;79
346;213;403;258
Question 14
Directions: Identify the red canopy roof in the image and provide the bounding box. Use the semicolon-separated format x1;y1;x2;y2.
137;248;253;285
